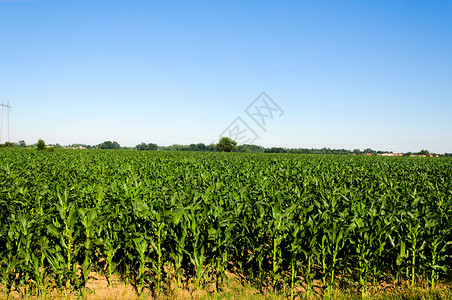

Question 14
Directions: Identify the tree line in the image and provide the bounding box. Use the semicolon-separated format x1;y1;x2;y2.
1;139;450;156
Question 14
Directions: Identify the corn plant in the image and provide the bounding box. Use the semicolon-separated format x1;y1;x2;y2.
46;191;80;296
301;214;321;299
78;207;99;297
147;199;170;294
168;202;189;288
185;201;209;290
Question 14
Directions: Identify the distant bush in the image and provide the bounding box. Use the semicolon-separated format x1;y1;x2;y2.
0;142;13;148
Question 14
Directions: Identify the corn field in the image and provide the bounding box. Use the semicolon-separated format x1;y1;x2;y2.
1;149;451;298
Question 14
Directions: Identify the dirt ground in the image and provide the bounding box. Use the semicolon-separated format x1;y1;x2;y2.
1;271;451;299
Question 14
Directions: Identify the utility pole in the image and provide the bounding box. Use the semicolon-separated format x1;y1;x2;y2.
0;99;11;144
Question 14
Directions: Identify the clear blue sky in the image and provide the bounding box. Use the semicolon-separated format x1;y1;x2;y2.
1;0;451;153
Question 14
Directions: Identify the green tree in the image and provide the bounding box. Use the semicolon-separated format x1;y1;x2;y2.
136;142;147;150
363;148;374;154
147;143;158;150
18;140;26;147
418;149;430;156
37;139;46;150
136;142;157;151
216;137;237;152
99;141;121;150
196;143;207;151
238;144;264;153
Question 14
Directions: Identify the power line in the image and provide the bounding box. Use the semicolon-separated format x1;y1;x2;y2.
11;110;215;144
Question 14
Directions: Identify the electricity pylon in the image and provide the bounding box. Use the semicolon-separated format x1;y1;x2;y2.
0;99;11;144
